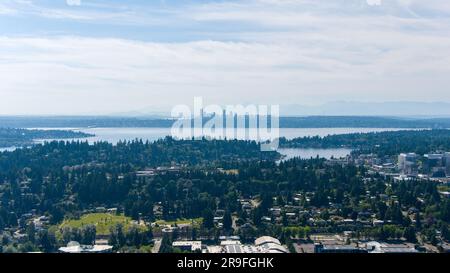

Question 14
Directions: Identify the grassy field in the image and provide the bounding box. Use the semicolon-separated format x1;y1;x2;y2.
58;213;146;236
154;218;203;227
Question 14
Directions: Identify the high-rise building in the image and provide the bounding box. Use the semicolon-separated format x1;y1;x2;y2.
424;153;444;175
398;153;418;175
445;152;450;176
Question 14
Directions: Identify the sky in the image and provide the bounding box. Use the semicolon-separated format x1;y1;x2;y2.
0;0;450;115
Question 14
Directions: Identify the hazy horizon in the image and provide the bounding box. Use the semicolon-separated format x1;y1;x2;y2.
1;0;450;115
0;101;448;118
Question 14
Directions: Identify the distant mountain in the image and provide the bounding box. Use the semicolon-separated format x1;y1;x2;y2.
109;101;450;117
280;101;450;117
108;105;172;118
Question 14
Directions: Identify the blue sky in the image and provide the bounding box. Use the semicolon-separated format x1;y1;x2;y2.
1;0;450;115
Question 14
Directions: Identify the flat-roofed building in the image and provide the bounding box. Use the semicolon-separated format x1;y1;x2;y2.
314;243;368;253
172;241;202;252
225;244;244;254
365;241;419;253
221;240;242;246
58;241;114;253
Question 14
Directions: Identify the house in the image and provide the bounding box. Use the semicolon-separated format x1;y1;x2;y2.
95;207;107;213
269;207;282;217
439;191;450;199
136;170;156;177
373;219;385;226
33;216;50;231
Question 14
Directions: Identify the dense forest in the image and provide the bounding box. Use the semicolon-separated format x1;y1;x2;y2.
281;129;450;156
0;133;449;253
0;128;93;148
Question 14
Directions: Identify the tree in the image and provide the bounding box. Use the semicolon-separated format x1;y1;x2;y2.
252;208;263;227
415;211;422;229
126;226;141;247
441;200;450;222
37;230;55;253
109;224;126;248
403;227;417;243
202;209;214;229
223;210;232;231
441;224;450;241
62;227;73;245
108;227;118;248
26;222;36;244
282;213;288;227
116;224;126;247
142;227;154;245
81;225;96;245
159;233;173;253
191;228;198;240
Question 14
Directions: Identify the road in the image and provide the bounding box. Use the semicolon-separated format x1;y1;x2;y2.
152;239;162;253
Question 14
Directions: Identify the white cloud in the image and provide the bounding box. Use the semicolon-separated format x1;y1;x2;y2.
66;0;81;7
366;0;382;6
0;2;18;15
1;0;450;114
1;32;450;115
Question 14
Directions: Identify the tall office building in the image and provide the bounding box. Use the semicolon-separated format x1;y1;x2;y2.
445;152;450;176
398;153;418;175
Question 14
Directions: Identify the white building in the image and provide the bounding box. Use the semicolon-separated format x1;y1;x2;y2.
221;236;288;254
365;241;418;253
221;240;242;246
58;241;114;253
398;153;418;175
255;236;281;246
172;241;202;252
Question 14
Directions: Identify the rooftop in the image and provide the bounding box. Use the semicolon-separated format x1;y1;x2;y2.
58;241;114;253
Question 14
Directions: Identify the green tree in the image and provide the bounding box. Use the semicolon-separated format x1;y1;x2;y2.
223;210;232;231
403;227;417;243
37;230;55;253
202;209;214;229
159;233;173;253
81;225;96;245
26;222;36;244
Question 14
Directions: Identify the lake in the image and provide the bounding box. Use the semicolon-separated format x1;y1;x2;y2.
31;127;415;144
0;127;415;158
277;148;353;162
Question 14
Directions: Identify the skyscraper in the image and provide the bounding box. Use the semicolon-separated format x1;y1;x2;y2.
445;152;450;176
398;153;418;175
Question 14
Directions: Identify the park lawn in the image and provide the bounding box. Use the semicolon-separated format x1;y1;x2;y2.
58;213;146;236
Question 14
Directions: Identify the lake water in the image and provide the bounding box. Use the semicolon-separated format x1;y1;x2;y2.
1;127;414;158
31;127;415;144
0;146;21;153
277;148;352;161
